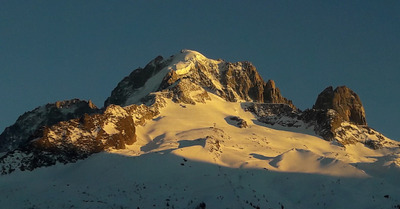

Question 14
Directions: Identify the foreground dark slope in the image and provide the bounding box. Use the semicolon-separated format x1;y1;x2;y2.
1;150;400;209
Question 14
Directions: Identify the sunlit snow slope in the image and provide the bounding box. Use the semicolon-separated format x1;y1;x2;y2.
119;94;383;177
1;94;399;209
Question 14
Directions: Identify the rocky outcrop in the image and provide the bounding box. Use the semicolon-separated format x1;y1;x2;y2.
225;116;248;128
124;103;161;126
0;99;100;153
334;123;398;149
246;85;394;149
219;61;265;102
313;86;366;125
304;86;367;141
263;80;296;109
0;95;164;174
244;103;301;128
0;105;137;174
301;85;393;149
161;75;212;105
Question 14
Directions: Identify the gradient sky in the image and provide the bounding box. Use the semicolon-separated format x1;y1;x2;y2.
1;1;399;140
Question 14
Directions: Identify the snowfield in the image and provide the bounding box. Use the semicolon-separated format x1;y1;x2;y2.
1;94;399;209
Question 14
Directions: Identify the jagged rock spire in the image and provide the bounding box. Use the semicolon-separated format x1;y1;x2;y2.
301;85;368;143
314;86;366;125
264;80;296;109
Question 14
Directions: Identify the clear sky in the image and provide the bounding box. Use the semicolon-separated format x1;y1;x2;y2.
1;1;399;140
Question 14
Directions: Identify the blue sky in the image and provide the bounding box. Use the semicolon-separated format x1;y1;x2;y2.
1;1;399;140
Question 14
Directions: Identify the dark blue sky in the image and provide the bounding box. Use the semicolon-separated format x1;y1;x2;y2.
1;1;399;140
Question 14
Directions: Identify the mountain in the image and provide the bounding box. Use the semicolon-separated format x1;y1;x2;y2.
0;50;399;209
104;50;294;107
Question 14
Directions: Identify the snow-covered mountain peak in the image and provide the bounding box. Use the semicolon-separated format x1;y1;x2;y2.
105;49;294;108
166;49;221;75
172;49;212;62
1;50;400;209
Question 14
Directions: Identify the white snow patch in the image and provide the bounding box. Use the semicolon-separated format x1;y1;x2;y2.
103;122;120;135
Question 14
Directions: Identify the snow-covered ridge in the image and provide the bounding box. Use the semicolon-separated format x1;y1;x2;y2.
167;49;221;75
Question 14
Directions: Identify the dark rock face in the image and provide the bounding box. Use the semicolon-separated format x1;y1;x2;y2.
305;85;382;147
0;99;100;153
313;86;366;125
0;105;138;174
104;55;169;107
219;62;265;102
303;86;367;141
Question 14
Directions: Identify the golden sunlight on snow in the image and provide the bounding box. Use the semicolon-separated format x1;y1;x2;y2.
110;94;391;177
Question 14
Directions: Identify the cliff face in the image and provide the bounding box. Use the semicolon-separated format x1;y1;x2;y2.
219;61;265;102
